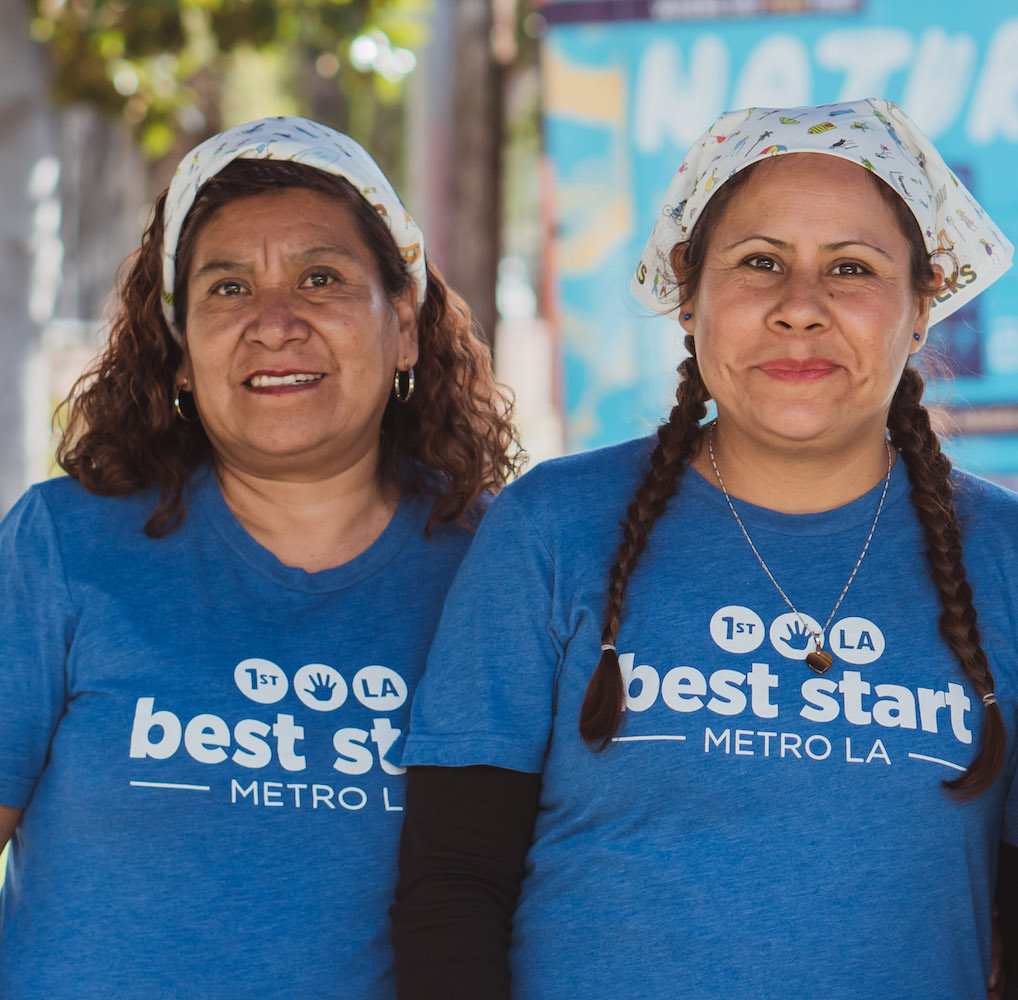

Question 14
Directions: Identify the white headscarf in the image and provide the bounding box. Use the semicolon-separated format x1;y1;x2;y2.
160;116;426;341
633;98;1012;325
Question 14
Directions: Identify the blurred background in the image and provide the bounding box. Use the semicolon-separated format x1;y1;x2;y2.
2;0;1017;520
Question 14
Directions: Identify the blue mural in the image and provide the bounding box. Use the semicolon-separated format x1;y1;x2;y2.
542;4;1018;485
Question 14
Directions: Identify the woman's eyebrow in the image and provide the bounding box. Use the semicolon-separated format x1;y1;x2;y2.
822;239;893;260
191;245;359;280
720;235;893;259
290;244;358;264
719;235;790;253
191;258;250;280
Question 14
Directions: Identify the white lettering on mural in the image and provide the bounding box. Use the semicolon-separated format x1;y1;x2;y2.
968;19;1018;144
814;29;912;104
901;28;977;138
634;36;728;154
634;21;1018;152
731;33;810;111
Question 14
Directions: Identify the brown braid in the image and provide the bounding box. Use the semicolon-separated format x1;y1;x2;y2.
578;181;741;751
579;335;710;749
888;364;1005;795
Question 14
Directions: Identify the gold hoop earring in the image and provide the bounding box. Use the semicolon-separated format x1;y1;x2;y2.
393;360;415;403
173;381;199;423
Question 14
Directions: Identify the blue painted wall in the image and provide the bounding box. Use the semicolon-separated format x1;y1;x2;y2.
543;6;1018;484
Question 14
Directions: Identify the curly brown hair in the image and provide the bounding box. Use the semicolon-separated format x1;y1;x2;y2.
56;158;523;536
580;159;1004;796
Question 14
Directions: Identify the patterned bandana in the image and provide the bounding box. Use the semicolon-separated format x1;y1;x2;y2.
633;98;1012;325
161;116;426;341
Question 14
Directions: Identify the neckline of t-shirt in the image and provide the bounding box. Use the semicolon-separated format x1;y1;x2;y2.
188;464;426;593
682;454;910;538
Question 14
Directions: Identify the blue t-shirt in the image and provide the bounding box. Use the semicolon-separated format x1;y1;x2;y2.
0;467;477;999
405;436;1018;1000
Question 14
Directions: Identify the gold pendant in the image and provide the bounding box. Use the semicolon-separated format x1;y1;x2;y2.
806;649;834;674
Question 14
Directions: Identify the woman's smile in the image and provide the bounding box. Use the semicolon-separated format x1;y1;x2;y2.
244;370;327;392
755;357;839;382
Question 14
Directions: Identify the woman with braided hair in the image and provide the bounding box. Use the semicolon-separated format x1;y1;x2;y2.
393;99;1018;998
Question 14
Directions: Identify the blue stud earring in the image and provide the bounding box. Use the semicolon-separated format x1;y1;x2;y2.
683;312;692;321
914;332;921;341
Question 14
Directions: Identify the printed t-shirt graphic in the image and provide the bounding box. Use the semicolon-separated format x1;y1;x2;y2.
405;435;1018;1000
0;466;475;999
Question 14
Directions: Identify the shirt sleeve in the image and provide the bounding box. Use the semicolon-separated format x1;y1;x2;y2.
0;488;77;806
1004;761;1018;847
403;487;559;774
998;657;1018;849
998;840;1018;998
390;764;541;999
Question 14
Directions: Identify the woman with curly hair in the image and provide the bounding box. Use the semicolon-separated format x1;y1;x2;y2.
0;116;519;998
393;99;1017;998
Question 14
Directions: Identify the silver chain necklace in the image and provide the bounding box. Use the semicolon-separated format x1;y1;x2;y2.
707;420;892;675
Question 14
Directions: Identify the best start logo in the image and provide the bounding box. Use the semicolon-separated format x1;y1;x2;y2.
127;658;410;813
610;603;980;775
